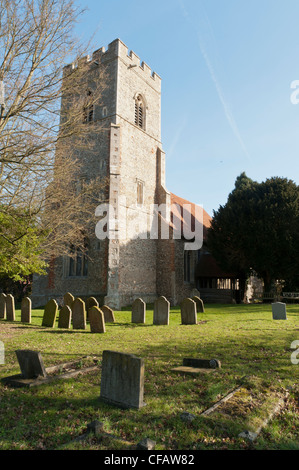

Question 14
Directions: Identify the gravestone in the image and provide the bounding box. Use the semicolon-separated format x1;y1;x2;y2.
42;299;58;327
89;306;105;333
16;350;47;379
63;292;74;308
0;293;7;319
272;302;287;320
86;297;98;319
181;298;197;325
153;296;169;325
6;294;15;321
100;350;145;409
101;305;115;323
131;298;146;324
72;298;86;329
21;297;32;323
58;305;72;329
192;296;205;313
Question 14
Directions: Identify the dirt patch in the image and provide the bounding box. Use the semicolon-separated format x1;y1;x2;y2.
0;322;25;341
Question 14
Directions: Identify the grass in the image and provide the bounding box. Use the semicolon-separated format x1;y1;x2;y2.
0;303;298;450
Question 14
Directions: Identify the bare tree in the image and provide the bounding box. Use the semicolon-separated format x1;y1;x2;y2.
0;0;108;276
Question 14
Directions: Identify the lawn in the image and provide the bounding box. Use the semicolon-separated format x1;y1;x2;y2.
0;303;298;450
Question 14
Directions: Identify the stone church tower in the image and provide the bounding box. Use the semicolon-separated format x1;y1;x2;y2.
32;38;178;309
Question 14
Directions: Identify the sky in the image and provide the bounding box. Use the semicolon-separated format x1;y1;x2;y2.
73;0;299;216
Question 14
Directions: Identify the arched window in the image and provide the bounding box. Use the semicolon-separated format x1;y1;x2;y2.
134;94;145;129
83;90;94;123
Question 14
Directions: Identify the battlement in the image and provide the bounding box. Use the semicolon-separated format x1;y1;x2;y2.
63;39;161;84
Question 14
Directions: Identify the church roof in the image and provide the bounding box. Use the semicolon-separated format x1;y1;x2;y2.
170;193;212;241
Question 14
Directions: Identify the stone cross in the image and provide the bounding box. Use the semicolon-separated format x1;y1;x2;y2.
153;296;169;325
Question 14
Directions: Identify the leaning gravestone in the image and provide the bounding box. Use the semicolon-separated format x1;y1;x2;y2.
131;298;146;324
181;298;197;325
0;293;7;319
58;305;72;329
153;296;169;325
272;302;287;320
42;299;58;327
6;294;15;321
100;350;145;409
89;306;105;333
21;297;31;323
72;298;86;329
16;350;47;379
192;296;205;313
63;292;74;308
101;305;115;323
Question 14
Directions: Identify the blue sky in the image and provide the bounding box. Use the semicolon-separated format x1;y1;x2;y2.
74;0;299;216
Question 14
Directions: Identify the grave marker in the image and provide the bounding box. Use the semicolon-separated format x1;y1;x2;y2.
89;306;105;333
192;296;205;313
72;298;86;329
131;298;146;324
181;298;197;325
0;293;7;319
63;292;74;308
42;299;58;327
21;297;31;323
272;302;287;320
153;296;169;325
58;305;72;329
6;294;15;321
100;350;145;409
16;350;47;379
101;305;115;323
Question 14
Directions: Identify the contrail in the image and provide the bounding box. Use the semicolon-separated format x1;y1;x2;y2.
178;0;251;160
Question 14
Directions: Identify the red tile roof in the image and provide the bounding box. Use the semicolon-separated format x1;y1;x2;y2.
170;193;212;241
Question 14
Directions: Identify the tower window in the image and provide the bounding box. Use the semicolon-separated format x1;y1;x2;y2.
134;94;145;129
83;90;94;123
137;180;144;206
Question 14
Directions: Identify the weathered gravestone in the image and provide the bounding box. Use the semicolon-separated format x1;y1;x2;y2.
272;302;287;320
100;350;145;409
72;298;86;329
58;305;72;329
131;298;146;324
181;298;197;325
16;350;47;379
86;297;98;319
153;296;169;325
101;305;115;323
0;293;7;319
192;296;205;313
21;297;31;323
42;299;58;327
63;292;74;308
6;294;15;321
89;306;105;333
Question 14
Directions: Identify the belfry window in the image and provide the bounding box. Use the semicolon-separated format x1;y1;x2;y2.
83;90;94;123
134;94;145;129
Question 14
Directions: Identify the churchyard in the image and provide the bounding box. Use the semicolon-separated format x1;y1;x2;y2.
0;298;298;450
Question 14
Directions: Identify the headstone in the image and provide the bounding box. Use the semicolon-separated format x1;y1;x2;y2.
272;302;287;320
72;298;86;329
192;296;205;313
181;298;197;325
63;292;74;308
86;297;99;319
16;350;47;379
100;350;146;409
21;297;31;323
58;305;72;329
101;305;115;323
153;296;169;325
6;294;15;321
0;293;7;319
42;299;58;327
131;298;146;324
89;306;105;333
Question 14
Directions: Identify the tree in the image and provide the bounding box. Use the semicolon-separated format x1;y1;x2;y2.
207;173;299;293
0;0;107;278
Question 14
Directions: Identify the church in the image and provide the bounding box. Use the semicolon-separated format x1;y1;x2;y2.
32;39;239;309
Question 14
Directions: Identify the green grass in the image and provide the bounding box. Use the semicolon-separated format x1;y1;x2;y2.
0;303;298;450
